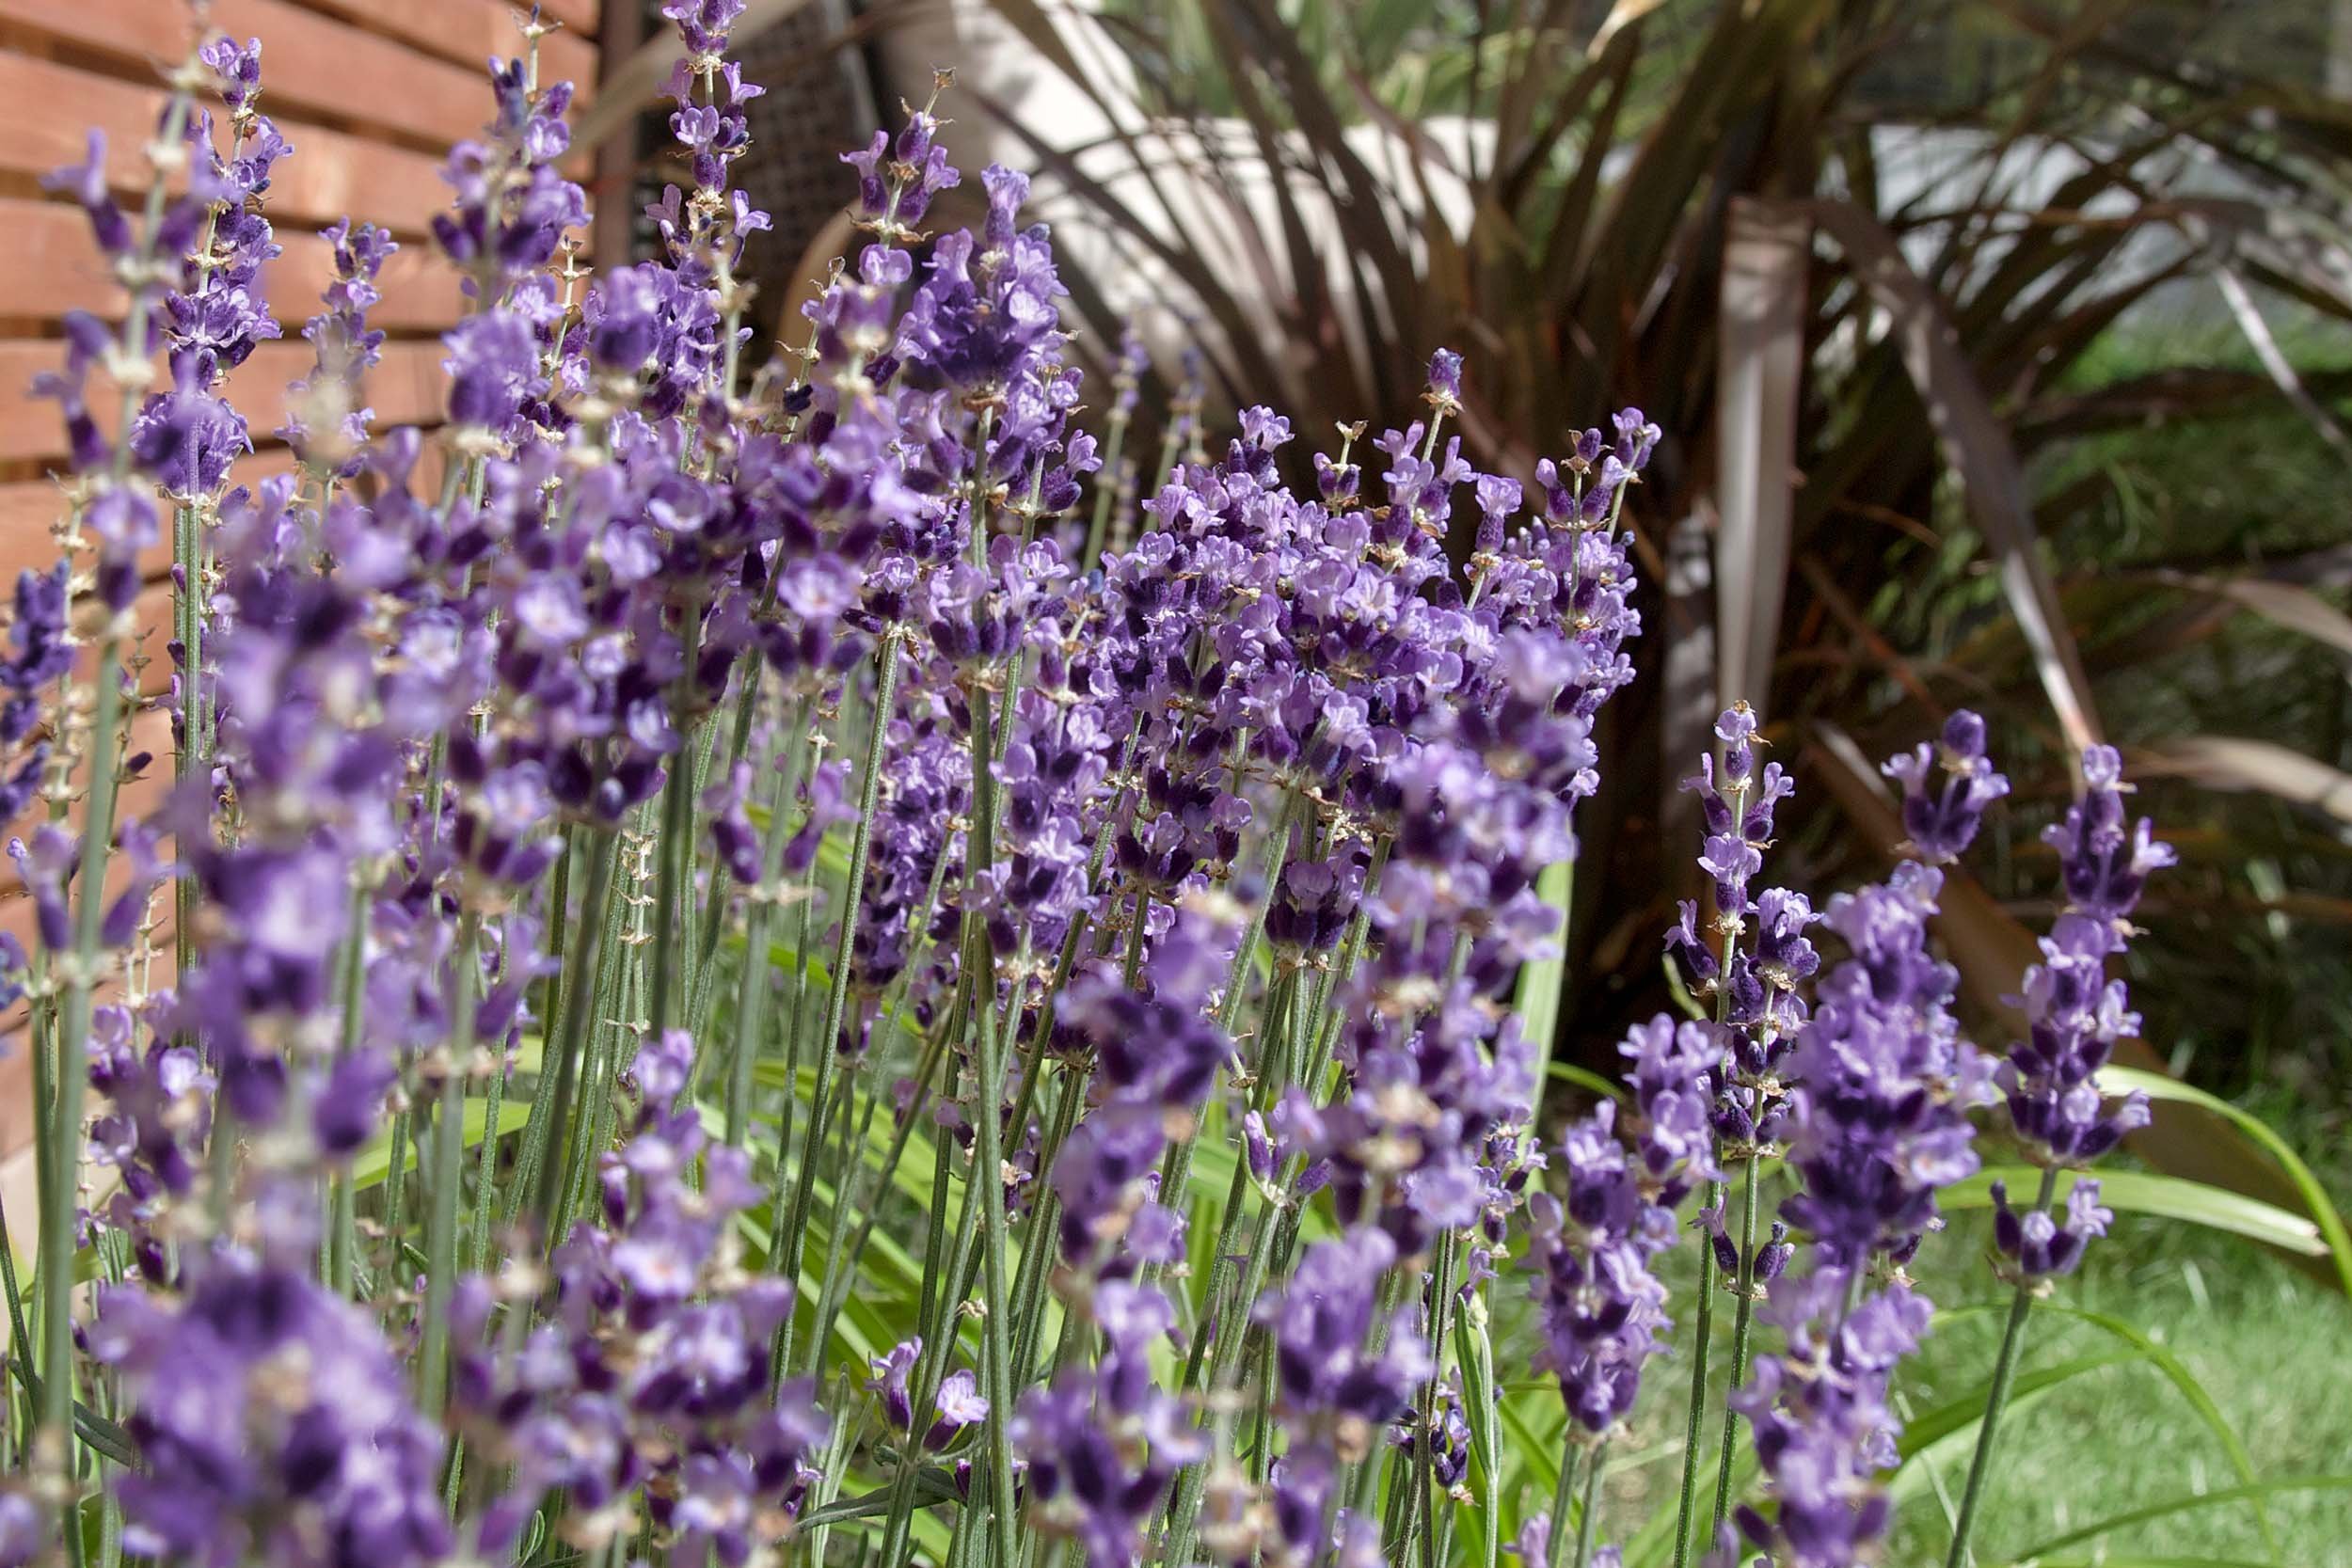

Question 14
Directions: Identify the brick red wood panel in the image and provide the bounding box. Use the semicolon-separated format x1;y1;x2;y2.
0;0;607;1192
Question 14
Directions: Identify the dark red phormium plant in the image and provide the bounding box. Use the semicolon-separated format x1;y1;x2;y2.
0;5;2176;1567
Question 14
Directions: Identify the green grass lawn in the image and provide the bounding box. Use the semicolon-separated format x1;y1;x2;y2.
1886;1211;2352;1567
1503;1148;2352;1568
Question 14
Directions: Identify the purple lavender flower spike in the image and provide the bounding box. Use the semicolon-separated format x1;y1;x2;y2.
93;1255;453;1568
1731;1267;1932;1568
1780;862;1992;1270
1997;743;2171;1180
1991;1177;2112;1279
1013;1280;1201;1565
1525;1103;1678;1438
1882;709;2010;864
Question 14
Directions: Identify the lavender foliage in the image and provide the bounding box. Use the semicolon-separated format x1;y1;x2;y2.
0;12;2219;1568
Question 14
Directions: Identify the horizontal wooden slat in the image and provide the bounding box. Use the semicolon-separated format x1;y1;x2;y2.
5;198;467;332
0;483;180;589
295;0;597;88
0;436;468;584
3;0;501;151
0;54;452;234
0;337;451;465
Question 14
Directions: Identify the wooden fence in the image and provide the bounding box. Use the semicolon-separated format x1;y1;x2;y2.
0;0;608;1231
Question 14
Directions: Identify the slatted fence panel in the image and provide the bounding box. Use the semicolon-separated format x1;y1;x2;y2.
0;0;606;1200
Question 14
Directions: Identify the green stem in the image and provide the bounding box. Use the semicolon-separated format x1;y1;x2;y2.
722;695;814;1147
1942;1165;2058;1568
1404;1230;1462;1568
418;914;483;1420
646;595;707;1035
777;632;903;1362
468;915;516;1274
564;839;650;1241
327;874;372;1296
40;639;127;1469
1082;411;1126;569
874;1115;961;1568
0;1190;38;1457
1708;1151;1763;1536
1674;879;1749;1568
519;830;620;1244
1544;1445;1581;1568
968;932;1019;1568
1572;1437;1610;1568
172;503;198;1023
1670;1195;1719;1568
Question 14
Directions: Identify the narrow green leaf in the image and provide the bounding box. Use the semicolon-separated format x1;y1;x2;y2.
1944;1167;2326;1257
1498;1393;1565;1493
1547;1060;1627;1102
2031;1302;2281;1561
348;1097;534;1192
1515;859;1576;1117
1893;1349;2144;1464
2099;1065;2352;1296
2010;1477;2352;1560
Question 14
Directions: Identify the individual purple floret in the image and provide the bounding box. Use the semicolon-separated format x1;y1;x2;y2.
1729;1267;1932;1568
1882;709;2010;864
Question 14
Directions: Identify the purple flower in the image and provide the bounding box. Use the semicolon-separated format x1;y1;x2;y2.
1616;1014;1722;1204
93;1255;451;1568
867;1336;921;1430
0;1493;41;1568
1997;744;2170;1173
1257;1231;1432;1455
1882;709;2010;864
1732;1268;1931;1568
1524;1104;1678;1436
1424;347;1465;415
1992;1177;2112;1278
1013;1281;1201;1565
1780;863;1991;1268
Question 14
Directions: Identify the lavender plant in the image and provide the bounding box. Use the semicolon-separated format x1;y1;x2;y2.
0;7;2232;1568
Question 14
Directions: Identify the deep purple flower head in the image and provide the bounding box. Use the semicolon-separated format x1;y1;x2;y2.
2046;744;2174;930
92;1255;451;1568
1883;709;2010;863
199;36;264;114
130;356;252;499
1992;1176;2112;1279
1615;1013;1722;1205
1523;1104;1678;1435
1732;1267;1931;1568
662;0;751;56
1258;1230;1432;1455
1995;744;2169;1175
1014;1281;1201;1565
1424;347;1465;415
1780;863;1991;1267
1665;705;1815;1159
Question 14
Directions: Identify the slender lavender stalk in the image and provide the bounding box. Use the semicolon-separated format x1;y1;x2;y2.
1943;742;2166;1568
1;9;2203;1567
29;38;212;1495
